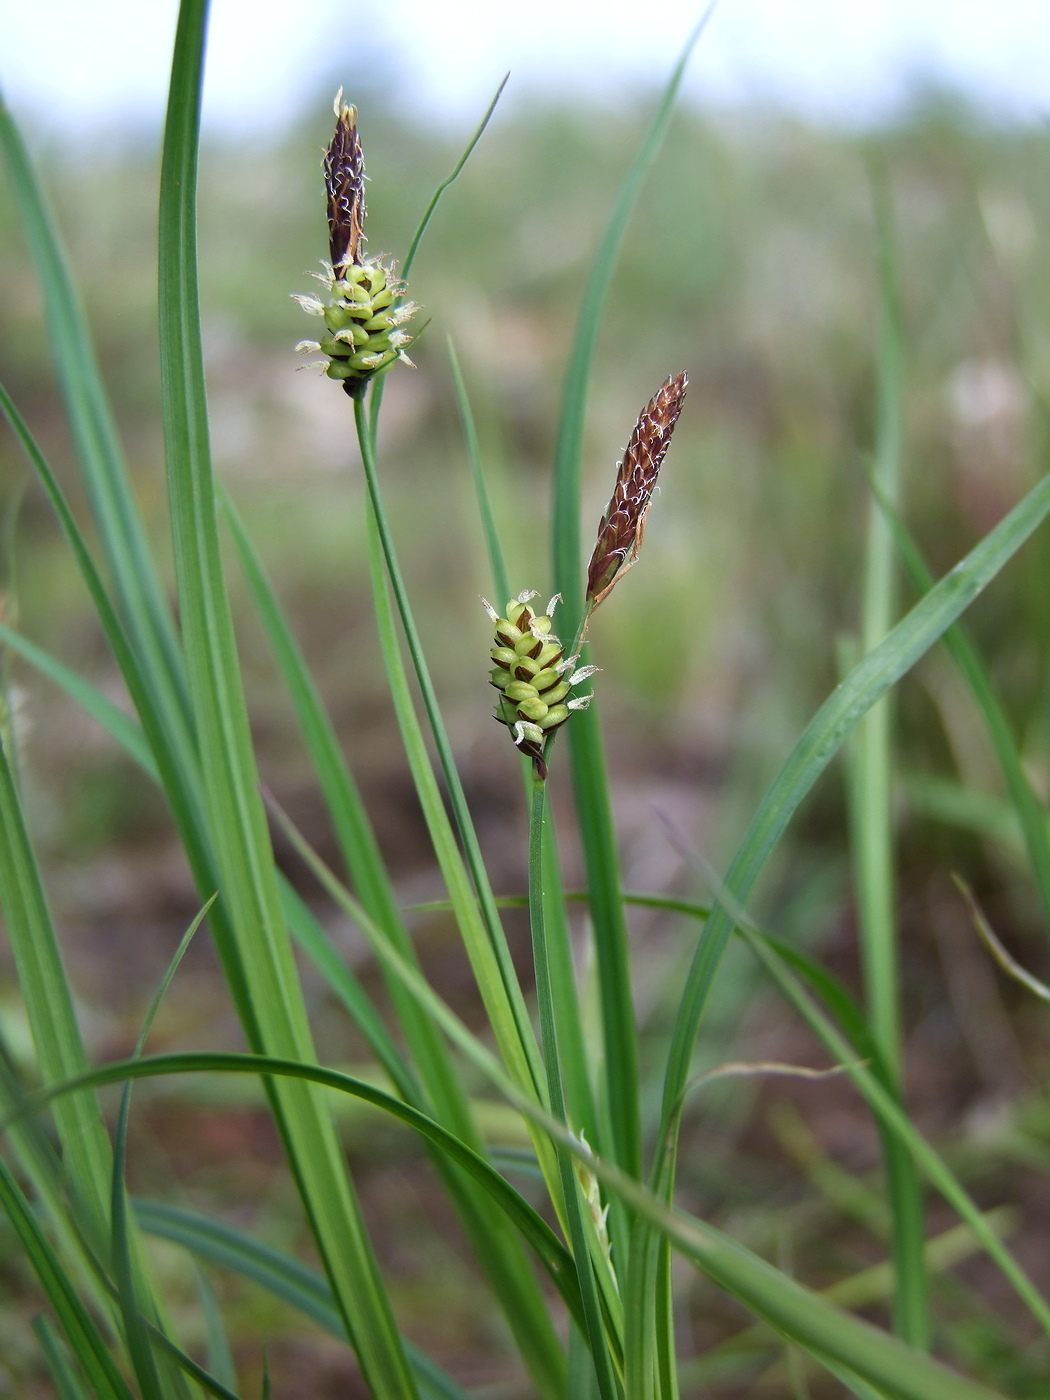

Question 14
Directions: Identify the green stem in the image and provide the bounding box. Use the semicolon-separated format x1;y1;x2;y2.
351;390;542;1083
851;166;928;1347
528;771;622;1400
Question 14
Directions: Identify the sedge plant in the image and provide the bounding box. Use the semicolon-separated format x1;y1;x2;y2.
2;3;1050;1397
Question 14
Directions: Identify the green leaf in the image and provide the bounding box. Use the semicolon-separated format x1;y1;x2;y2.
527;776;622;1400
847;167;928;1346
352;398;546;1107
111;1085;165;1400
0;732;114;1256
0;90;192;768
549;13;714;1200
157;5;418;1393
194;1267;237;1394
136;1202;472;1400
32;1316;93;1400
661;463;1050;1152
872;474;1050;936
8;1051;583;1328
0;623;155;776
736;921;1050;1338
23;1043;1017;1399
0;1157;134;1400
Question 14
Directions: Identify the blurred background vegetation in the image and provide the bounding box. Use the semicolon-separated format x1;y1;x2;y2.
3;81;1050;1396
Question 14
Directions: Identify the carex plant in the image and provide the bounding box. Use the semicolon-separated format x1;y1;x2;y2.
3;1;1050;1395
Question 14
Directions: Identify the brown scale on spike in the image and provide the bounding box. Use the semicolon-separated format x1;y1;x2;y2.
585;372;688;611
324;96;366;274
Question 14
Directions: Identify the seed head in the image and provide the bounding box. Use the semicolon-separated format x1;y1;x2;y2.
585;372;688;611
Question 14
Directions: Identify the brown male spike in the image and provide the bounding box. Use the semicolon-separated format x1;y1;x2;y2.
324;91;366;274
585;371;688;611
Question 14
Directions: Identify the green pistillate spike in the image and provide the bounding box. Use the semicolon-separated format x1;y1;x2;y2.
483;593;595;776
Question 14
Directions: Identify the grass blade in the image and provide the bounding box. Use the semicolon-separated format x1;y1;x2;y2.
0;1157;134;1400
367;75;508;435
194;1268;237;1393
224;490;566;1398
0;574;565;1381
136;1203;473;1400
403;75;508;280
735;920;1050;1338
32;1315;93;1400
0;622;155;776
0;92;192;762
847;170;928;1345
29;965;1020;1397
528;775;622;1399
660;464;1050;1151
0;732;114;1251
646;862;1050;1340
872;476;1050;936
549;13;713;1188
108;1062;1019;1400
0;381;261;1046
353;397;545;1099
9;1051;584;1327
158;4;418;1393
448;338;510;606
111;1087;165;1400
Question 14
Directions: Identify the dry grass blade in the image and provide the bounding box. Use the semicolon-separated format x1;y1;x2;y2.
585;371;688;611
953;873;1050;1003
324;90;365;272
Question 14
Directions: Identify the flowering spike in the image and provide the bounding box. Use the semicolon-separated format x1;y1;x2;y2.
487;592;583;774
296;97;421;392
585;372;688;611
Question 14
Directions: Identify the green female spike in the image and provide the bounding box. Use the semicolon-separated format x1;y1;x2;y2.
483;592;595;777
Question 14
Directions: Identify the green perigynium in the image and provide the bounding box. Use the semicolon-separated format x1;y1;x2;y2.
485;592;596;775
294;94;419;390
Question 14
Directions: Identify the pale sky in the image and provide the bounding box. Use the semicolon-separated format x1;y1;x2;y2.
1;0;1047;139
